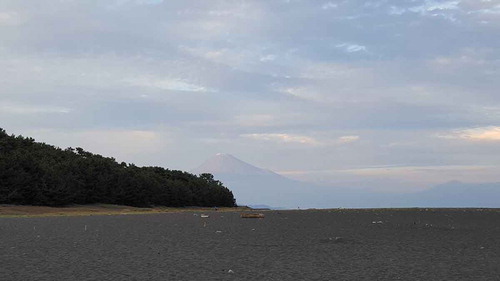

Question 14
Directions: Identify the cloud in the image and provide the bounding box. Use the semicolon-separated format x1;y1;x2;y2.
321;2;338;10
0;102;72;114
390;0;461;15
77;130;161;150
388;0;461;21
389;6;407;15
410;1;461;13
278;87;324;102
259;54;276;62
464;0;500;15
337;135;360;144
335;43;367;53
24;129;168;164
136;0;164;5
241;133;320;145
339;164;492;176
234;114;277;127
124;76;212;92
0;11;24;26
240;133;360;146
473;6;500;15
440;126;500;141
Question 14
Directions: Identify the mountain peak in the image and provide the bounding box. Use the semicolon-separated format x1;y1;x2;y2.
215;153;236;158
192;153;275;176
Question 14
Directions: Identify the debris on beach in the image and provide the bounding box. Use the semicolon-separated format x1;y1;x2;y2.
319;236;355;244
228;269;234;274
372;221;383;224
200;214;210;218
321;237;343;243
332;237;345;244
240;213;265;218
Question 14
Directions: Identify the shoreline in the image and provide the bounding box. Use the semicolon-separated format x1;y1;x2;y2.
1;204;498;218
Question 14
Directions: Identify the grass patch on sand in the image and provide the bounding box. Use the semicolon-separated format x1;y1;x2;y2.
0;204;251;218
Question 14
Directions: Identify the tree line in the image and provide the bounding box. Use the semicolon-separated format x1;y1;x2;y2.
0;128;236;207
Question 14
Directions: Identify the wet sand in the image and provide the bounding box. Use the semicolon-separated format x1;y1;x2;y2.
1;209;499;280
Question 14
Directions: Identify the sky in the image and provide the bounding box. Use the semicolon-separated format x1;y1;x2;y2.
1;0;500;192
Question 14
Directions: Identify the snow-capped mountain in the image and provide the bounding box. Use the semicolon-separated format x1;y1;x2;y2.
191;154;315;208
191;154;385;208
191;153;276;176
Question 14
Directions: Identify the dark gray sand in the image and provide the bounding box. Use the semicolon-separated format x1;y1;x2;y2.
1;209;500;281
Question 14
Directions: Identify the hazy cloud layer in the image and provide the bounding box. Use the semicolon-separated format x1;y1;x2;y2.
1;0;500;191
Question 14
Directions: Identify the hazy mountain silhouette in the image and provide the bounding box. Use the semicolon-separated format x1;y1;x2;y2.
191;153;391;208
192;153;276;176
192;153;308;207
192;154;500;208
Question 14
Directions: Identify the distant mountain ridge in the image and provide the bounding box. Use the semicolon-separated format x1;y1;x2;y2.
193;153;500;209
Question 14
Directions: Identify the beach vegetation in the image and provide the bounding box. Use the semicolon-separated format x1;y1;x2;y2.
0;128;236;208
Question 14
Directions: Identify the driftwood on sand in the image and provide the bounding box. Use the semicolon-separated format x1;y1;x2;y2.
240;213;265;218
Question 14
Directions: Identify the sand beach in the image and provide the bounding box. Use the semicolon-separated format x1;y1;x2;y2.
1;208;499;280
